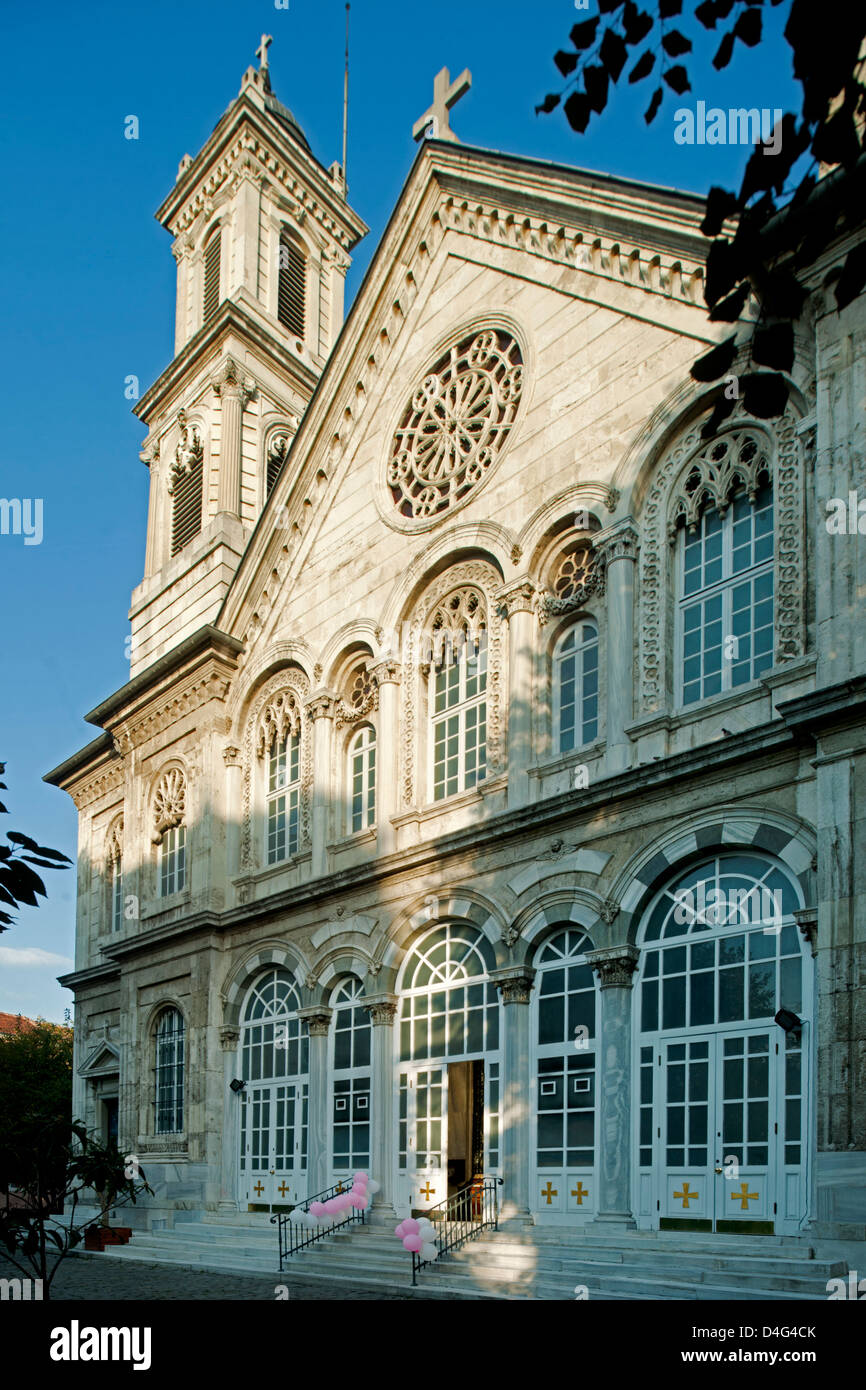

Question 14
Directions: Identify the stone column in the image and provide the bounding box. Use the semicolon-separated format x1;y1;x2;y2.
370;659;402;855
213;358;255;520
142;443;162;579
218;1027;241;1210
585;942;639;1229
298;1007;333;1196
489;967;536;1225
595;524;639;775
222;746;242;899
362;994;398;1225
496;578;536;809
306;693;336;879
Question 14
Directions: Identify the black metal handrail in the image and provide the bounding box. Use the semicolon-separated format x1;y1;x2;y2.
271;1180;367;1269
411;1176;501;1286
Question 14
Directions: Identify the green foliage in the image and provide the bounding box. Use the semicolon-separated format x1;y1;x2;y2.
0;762;72;932
0;1020;74;1208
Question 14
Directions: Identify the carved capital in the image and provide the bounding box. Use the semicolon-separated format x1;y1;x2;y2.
793;907;818;957
585;944;640;989
369;658;402;687
598;898;621;926
489;966;536;1005
219;1027;240;1052
306;691;337;722
297;1007;333;1037
594;522;639;566
212;357;256;409
496;577;536;619
362;993;398;1026
223;745;242;767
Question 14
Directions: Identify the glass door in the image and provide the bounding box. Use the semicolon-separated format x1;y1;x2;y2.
397;1065;447;1212
240;1081;307;1208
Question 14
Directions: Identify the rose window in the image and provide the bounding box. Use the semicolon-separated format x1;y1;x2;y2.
552;546;597;600
387;330;523;520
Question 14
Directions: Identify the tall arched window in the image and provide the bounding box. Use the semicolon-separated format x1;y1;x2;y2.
429;589;487;801
155;1007;185;1135
278;230;306;337
202;225;221;326
239;967;309;1206
331;979;371;1175
553;623;599;752
106;820;123;932
241;968;307;1081
675;433;774;706
348;725;376;832
267;729;300;863
532;928;598;1216
153;768;187;897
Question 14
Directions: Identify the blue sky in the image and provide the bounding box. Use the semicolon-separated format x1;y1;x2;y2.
0;0;800;1020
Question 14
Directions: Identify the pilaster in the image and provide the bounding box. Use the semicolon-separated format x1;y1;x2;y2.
585;943;640;1229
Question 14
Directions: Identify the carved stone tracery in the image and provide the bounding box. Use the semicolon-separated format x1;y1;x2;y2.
537;541;605;626
335;663;379;727
168;411;203;495
387;330;524;521
152;767;186;842
240;670;311;868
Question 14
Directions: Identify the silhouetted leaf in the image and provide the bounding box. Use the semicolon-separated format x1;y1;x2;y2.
705;238;745;304
7;832;39;851
23;855;70;870
691;335;738;382
628;49;655;83
695;0;720;28
34;845;72;863
713;30;735;69
662;30;692;57
701;186;739;237
585;65;610;113
564;91;593;133
570;17;600;49
644;86;664;123
733;7;762;47
700;394;738;439
709;283;751;321
741;372;790;418
759;268;807;319
834;244;866;312
752;323;795;372
600;28;628;82
623;4;654;44
662;64;690;94
555;50;580;78
598;0;624;12
659;0;683;15
535;93;561;115
811;106;862;169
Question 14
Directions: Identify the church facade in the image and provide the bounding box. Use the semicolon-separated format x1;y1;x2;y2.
47;50;866;1245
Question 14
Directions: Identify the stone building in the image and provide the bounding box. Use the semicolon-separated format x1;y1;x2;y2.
46;47;865;1245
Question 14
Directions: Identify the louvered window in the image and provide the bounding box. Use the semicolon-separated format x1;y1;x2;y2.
203;227;221;326
278;232;306;337
267;444;286;497
171;458;203;556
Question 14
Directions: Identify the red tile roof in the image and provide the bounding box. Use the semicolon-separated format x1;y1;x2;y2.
0;1011;38;1035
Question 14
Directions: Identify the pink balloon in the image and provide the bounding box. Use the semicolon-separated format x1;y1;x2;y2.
351;1195;368;1210
402;1218;420;1235
352;1172;368;1184
395;1222;407;1238
323;1198;340;1214
403;1234;423;1253
309;1201;325;1217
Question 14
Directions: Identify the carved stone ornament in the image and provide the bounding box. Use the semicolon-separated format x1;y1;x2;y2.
501;924;521;950
213;356;256;408
489;967;536;1005
335;664;379;727
298;1008;333;1037
152;767;186;842
168;411;203;495
363;997;398;1026
219;1027;240;1052
256;690;302;759
537;543;605;626
598;899;621;925
105;819;123;869
585;944;640;989
793;907;818;958
668;429;770;542
387;329;524;521
223;745;242;767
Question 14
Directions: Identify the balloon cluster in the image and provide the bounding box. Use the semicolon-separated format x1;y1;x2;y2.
290;1172;381;1228
395;1215;438;1263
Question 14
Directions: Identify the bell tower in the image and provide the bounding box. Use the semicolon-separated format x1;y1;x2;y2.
129;38;368;677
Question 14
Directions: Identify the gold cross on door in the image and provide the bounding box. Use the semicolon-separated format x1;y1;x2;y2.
419;1182;435;1202
571;1182;589;1206
253;1182;265;1197
541;1182;558;1205
732;1182;759;1210
673;1182;696;1208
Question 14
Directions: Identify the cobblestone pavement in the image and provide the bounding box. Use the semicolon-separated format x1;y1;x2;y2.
0;1250;439;1301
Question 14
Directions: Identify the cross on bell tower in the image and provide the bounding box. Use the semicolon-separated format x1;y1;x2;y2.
412;65;472;144
256;34;273;72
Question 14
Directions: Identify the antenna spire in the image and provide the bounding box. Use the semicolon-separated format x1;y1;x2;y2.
342;4;350;188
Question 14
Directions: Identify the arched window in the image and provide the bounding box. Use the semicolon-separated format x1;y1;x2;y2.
153;768;187;897
429;588;487;801
267;729;300;863
106;821;123;932
278;230;306;337
399;923;498;1062
533;928;597;1182
553;623;599;752
348;725;376;832
203;225;221;325
331;979;371;1175
675;434;774;706
241;967;307;1081
154;1007;185;1135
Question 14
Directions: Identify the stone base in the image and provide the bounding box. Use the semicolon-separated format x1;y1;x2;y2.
583;1213;637;1233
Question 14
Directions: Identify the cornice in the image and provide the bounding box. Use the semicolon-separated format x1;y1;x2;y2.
85;626;243;732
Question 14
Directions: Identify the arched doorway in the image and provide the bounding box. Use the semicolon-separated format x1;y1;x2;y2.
238;967;309;1210
633;853;812;1234
395;922;501;1212
530;926;599;1223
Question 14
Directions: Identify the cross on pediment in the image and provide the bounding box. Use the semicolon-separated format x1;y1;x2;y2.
257;34;273;71
412;66;472;144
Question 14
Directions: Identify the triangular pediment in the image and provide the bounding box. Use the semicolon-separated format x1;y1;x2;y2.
79;1040;120;1077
